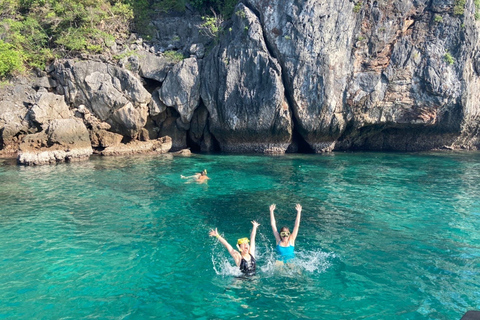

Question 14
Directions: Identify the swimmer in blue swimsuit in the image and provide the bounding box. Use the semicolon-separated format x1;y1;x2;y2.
269;203;302;264
209;220;260;275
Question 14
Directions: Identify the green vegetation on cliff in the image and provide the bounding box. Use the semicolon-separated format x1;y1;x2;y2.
0;0;237;79
0;0;134;77
0;40;24;77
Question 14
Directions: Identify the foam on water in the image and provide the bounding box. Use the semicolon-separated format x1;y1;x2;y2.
211;240;335;277
211;256;243;277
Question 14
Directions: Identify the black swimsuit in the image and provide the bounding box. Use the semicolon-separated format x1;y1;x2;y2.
239;254;256;275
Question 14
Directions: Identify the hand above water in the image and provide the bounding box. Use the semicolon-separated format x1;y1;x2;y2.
269;204;276;212
209;228;219;237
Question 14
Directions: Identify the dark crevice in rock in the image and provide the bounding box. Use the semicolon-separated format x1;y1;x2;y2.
0;128;5;149
438;101;464;132
186;99;220;152
25;110;43;133
242;1;282;66
287;128;315;153
93;146;106;154
241;1;306;153
208;134;221;152
141;77;162;93
186;131;201;152
186;101;205;152
121;135;134;144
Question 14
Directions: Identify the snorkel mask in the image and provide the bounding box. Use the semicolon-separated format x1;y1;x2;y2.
237;237;249;245
236;237;249;251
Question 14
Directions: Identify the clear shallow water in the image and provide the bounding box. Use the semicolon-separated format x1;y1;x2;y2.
0;152;479;319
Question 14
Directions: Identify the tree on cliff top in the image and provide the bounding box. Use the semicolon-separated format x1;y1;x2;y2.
0;0;238;79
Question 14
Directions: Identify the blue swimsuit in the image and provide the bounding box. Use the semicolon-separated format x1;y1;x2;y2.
276;242;295;263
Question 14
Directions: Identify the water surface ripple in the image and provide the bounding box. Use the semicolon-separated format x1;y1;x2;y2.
0;152;479;319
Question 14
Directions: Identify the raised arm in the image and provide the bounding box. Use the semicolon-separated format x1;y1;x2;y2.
209;228;241;266
290;204;302;245
249;221;260;258
269;204;281;244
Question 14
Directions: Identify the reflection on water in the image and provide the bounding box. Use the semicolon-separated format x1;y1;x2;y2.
0;152;480;319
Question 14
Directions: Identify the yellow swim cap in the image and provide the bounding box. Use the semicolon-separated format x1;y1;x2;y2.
237;237;249;245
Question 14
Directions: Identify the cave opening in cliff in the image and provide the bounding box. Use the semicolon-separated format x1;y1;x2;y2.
289;129;315;153
185;130;221;153
186;133;200;152
185;103;220;153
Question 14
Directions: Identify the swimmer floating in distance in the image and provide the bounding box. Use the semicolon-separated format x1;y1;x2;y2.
209;221;260;275
181;169;209;184
269;203;302;265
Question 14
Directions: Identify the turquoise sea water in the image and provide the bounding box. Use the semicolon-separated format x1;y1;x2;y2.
0;152;479;319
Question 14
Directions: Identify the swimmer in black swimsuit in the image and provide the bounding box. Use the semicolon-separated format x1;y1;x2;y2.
209;220;260;275
239;241;256;275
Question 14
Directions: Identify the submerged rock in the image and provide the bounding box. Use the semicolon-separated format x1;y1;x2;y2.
172;148;192;156
100;136;172;156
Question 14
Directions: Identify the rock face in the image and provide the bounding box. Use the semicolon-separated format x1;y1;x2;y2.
201;3;292;153
246;0;356;152
100;136;172;156
138;52;176;83
0;82;36;156
339;0;470;151
54;60;151;139
242;0;478;151
2;0;480;158
29;91;73;128
17;118;93;165
160;57;201;126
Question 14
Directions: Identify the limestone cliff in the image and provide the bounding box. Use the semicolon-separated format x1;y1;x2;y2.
1;0;480;160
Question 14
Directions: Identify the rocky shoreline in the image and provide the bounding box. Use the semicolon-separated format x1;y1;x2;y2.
2;0;480;165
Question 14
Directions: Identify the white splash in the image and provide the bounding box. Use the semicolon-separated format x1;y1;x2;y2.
211;253;242;277
259;249;335;275
211;242;334;277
